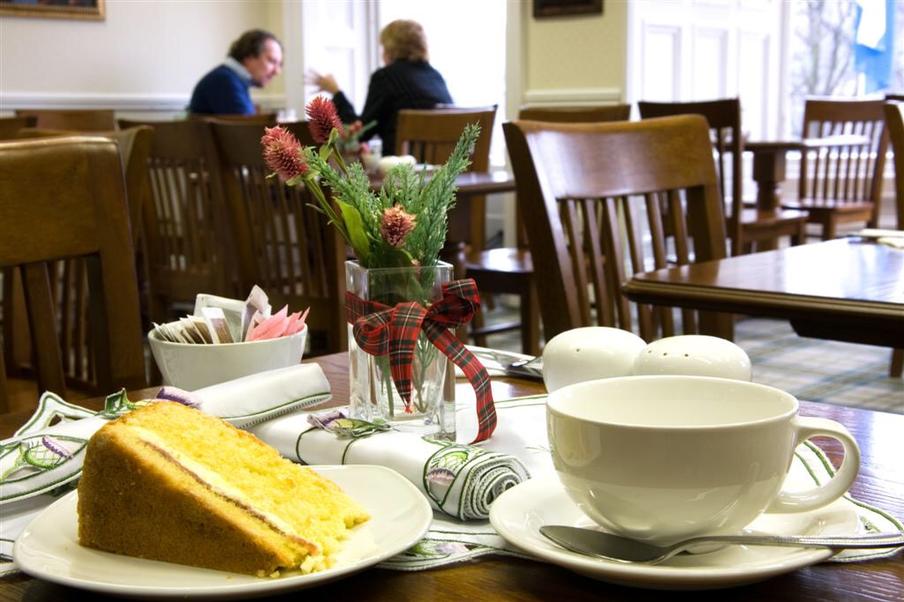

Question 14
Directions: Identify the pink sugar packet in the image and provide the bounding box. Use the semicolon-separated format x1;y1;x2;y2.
245;305;309;341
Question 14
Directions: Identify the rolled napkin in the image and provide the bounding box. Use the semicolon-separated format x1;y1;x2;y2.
191;363;330;427
0;363;331;504
250;409;529;520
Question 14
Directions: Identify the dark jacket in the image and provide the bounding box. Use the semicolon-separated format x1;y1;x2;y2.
189;64;254;115
332;59;453;155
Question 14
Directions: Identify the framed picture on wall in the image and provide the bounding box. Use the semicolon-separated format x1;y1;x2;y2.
533;0;603;19
0;0;105;21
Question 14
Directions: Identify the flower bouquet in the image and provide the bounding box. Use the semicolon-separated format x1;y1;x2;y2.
261;98;496;442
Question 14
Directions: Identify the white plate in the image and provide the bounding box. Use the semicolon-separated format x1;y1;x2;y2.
489;475;860;591
14;465;432;599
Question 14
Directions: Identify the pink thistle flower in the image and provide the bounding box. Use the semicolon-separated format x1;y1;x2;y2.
261;126;307;181
306;96;344;143
380;206;417;248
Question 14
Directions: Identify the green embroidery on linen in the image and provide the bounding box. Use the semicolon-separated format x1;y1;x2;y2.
422;441;485;509
0;435;87;483
98;389;150;419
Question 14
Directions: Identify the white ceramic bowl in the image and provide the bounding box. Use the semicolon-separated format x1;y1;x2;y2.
541;327;646;393
148;326;307;391
632;335;752;381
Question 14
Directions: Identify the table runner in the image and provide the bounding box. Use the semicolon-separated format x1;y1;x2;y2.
1;394;902;576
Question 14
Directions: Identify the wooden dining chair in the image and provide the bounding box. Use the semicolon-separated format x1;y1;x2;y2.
881;101;904;378
15;109;116;132
503;115;733;343
465;105;634;354
2;126;154;386
0;115;36;140
638;98;809;255
118;119;234;322
395;106;497;252
779;98;889;240
0;137;146;412
209;120;347;356
518;104;631;123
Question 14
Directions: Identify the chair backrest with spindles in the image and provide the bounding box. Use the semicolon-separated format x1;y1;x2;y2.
209;120;347;355
503;116;732;343
395;107;496;250
395;106;496;168
2;127;153;393
0;137;146;410
118;118;233;321
638;98;744;255
799;98;888;219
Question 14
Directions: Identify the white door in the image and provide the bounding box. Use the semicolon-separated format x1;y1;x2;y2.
282;0;377;116
627;0;784;139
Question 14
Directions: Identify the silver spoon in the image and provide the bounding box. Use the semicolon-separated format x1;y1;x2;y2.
540;525;904;565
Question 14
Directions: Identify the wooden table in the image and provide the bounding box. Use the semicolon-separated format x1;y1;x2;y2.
746;140;802;212
625;238;904;348
3;352;903;601
450;171;515;253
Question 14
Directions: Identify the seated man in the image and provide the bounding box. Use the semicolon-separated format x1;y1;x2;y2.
189;29;282;115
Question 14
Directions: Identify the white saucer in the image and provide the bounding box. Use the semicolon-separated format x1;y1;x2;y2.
489;475;860;590
14;465;431;599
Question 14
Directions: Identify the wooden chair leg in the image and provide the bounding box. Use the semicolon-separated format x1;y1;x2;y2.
471;305;489;348
520;285;540;356
792;221;807;246
0;348;9;414
891;349;903;378
822;217;837;241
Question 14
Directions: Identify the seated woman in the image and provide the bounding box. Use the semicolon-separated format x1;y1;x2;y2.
306;19;453;155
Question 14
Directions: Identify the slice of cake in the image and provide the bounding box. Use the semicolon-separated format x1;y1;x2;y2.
77;401;369;576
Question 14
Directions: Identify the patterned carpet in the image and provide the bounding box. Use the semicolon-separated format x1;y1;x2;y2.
480;302;904;415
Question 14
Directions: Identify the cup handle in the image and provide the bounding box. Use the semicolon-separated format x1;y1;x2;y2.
766;416;860;513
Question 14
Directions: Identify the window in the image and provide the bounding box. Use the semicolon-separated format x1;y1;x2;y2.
377;0;508;166
788;0;901;136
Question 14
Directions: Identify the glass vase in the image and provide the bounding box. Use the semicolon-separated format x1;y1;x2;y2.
346;260;456;441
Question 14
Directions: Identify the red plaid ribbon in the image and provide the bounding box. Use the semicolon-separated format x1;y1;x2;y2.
345;278;496;443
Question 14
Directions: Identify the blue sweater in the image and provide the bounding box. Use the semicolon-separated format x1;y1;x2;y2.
189;64;254;115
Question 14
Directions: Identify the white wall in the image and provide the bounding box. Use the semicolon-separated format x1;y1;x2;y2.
0;0;284;116
521;1;627;107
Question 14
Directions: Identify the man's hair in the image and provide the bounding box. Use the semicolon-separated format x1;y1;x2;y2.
228;29;280;62
380;20;428;62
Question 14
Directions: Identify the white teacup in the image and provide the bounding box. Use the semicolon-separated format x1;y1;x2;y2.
547;375;860;546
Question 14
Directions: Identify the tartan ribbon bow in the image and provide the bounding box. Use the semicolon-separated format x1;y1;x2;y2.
345;278;496;443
